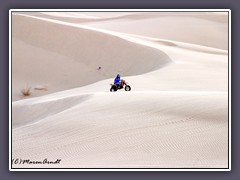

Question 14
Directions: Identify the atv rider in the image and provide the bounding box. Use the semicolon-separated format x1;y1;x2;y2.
114;74;121;87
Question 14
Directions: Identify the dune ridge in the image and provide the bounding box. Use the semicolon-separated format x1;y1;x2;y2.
82;12;228;50
12;94;93;129
12;14;171;101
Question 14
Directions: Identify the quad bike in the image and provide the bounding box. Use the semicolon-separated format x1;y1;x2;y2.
110;79;131;92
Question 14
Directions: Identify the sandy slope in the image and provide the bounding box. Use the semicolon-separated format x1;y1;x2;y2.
12;91;228;168
21;12;228;50
83;12;228;50
11;12;229;168
12;14;170;101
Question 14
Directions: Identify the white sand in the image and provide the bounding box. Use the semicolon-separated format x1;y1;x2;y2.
11;12;229;168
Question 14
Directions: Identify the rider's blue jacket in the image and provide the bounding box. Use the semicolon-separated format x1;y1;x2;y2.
114;77;120;84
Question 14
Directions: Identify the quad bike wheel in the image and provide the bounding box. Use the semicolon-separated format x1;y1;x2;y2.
110;85;117;92
125;85;131;91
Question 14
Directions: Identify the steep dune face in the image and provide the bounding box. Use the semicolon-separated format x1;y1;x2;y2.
12;14;171;100
12;94;93;128
82;12;228;50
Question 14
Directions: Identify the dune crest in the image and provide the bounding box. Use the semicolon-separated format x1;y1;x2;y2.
12;94;93;129
12;14;171;100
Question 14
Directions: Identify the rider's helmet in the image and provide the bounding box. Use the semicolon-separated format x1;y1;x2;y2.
117;74;120;78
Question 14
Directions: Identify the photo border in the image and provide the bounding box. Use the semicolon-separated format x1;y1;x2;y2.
9;9;231;171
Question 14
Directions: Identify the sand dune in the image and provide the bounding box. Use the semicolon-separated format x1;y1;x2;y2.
11;11;229;169
12;94;93;128
12;91;228;168
81;12;228;50
12;14;170;100
14;12;228;50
